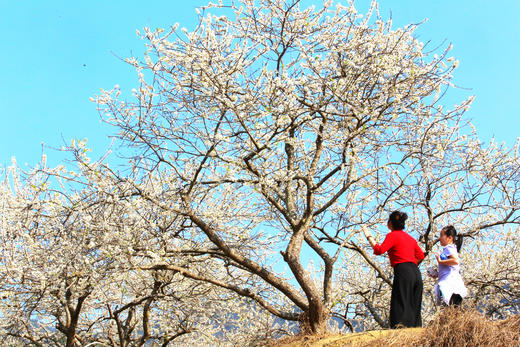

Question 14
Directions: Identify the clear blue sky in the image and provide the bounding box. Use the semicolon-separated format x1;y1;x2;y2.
1;0;519;168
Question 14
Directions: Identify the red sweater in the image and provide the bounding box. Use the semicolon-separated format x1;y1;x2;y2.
373;230;425;267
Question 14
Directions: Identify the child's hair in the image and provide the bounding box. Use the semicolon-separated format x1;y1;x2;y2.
388;211;408;230
442;225;463;252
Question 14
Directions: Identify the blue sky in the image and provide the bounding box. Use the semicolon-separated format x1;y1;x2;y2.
1;0;519;168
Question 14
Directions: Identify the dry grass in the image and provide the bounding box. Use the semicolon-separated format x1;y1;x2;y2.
259;332;342;347
265;308;520;346
415;308;520;346
322;328;423;347
351;308;520;347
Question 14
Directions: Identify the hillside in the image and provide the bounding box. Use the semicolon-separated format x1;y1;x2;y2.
274;328;423;346
269;308;520;346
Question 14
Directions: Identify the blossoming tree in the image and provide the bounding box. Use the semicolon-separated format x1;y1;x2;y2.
0;158;290;346
84;0;520;333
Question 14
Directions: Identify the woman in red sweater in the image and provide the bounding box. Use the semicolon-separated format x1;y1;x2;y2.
362;211;425;328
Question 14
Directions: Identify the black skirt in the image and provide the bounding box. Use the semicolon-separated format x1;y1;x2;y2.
390;262;423;328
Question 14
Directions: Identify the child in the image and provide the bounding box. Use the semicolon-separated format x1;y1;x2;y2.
428;225;468;306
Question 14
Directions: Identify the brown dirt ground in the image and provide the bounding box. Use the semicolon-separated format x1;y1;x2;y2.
269;309;520;346
271;327;424;347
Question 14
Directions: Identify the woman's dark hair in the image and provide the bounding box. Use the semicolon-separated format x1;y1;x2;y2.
388;211;408;230
442;225;463;252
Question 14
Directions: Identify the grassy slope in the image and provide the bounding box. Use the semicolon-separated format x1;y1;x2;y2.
273;328;424;347
271;309;520;346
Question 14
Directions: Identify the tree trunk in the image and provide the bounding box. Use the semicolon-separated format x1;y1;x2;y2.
304;298;329;335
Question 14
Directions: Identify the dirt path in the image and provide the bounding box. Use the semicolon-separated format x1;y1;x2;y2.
276;328;425;346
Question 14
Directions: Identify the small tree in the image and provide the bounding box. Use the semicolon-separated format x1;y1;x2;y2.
0;158;100;346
